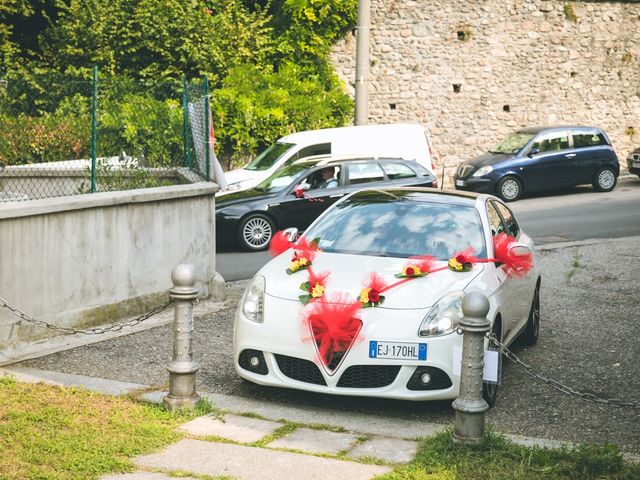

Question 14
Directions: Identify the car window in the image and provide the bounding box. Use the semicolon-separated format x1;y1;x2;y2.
572;130;609;149
255;163;310;192
493;201;520;238
347;162;386;185
286;143;331;165
486;201;506;236
489;132;535;154
530;131;569;153
305;194;486;259
381;162;417;179
299;166;341;191
245;142;295;171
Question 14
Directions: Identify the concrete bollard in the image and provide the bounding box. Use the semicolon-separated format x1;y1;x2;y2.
452;292;491;444
163;263;200;411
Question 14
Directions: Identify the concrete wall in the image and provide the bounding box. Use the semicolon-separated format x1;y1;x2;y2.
0;182;221;350
332;0;640;183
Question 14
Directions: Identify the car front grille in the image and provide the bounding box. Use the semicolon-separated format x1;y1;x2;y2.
274;354;327;386
337;365;401;388
457;164;474;178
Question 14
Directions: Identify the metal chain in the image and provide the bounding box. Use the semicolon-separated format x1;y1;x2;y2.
487;332;640;409
0;296;172;335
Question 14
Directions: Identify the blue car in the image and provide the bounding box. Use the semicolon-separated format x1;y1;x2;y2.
453;126;620;201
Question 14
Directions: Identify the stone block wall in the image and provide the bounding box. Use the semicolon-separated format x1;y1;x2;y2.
332;0;640;184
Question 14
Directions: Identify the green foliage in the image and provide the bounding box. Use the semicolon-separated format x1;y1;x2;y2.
212;62;352;168
0;94;90;165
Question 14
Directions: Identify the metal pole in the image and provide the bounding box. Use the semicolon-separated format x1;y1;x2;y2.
452;292;491;444
163;263;200;411
91;65;98;193
203;77;211;181
182;77;190;168
354;0;371;125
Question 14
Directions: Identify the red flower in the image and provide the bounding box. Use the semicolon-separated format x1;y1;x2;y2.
456;254;467;264
405;266;415;276
368;289;380;303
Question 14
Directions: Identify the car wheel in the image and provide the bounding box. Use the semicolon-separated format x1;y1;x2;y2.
592;167;617;192
483;321;501;407
496;176;522;202
238;214;275;251
520;284;540;346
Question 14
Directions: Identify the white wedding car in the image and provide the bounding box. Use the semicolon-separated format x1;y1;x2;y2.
234;189;540;404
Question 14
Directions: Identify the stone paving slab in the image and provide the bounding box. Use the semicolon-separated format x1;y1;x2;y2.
349;437;418;464
267;427;360;455
135;439;391;480
178;413;282;443
101;472;198;480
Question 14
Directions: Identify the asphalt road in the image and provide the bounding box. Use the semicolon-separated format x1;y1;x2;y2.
17;237;640;454
217;177;640;281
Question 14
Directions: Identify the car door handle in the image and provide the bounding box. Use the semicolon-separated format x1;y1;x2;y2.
564;153;576;158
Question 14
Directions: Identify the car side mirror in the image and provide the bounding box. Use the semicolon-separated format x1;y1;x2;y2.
527;147;540;158
508;242;532;257
282;227;299;242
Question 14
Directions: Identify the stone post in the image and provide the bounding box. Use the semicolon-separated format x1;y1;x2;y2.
163;263;200;411
452;292;491;444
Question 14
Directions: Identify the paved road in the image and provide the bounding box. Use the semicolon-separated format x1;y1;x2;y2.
18;237;640;454
217;177;640;281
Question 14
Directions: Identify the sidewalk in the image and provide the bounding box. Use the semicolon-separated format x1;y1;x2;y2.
3;365;580;480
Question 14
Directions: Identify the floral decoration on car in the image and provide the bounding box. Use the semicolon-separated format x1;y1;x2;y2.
268;232;533;366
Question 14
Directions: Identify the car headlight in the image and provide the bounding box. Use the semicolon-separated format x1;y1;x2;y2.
418;291;465;337
241;275;265;323
472;166;493;177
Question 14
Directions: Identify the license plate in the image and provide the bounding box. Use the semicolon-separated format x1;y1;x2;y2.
633;162;640;169
369;341;427;360
455;180;465;187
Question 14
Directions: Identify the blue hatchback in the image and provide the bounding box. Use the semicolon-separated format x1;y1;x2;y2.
453;126;619;201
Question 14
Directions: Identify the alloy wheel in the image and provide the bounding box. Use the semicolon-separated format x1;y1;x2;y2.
242;216;273;250
500;179;520;201
597;169;615;190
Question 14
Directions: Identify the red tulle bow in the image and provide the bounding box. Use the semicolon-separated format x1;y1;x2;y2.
302;293;363;367
307;269;330;289
408;255;437;275
492;233;533;278
453;247;478;265
293;237;321;263
362;271;389;293
269;230;293;256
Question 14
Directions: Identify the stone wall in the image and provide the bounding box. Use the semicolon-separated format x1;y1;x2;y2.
332;0;640;184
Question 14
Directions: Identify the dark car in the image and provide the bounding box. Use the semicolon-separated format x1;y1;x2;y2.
626;147;640;177
453;126;620;201
216;156;437;250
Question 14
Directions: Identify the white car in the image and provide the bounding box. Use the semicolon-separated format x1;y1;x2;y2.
234;188;540;404
222;123;436;194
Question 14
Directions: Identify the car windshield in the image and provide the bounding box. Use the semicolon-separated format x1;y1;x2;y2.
245;142;295;171
489;132;535;154
255;163;311;193
304;191;486;259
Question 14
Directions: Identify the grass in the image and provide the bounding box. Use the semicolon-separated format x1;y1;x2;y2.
376;429;640;480
0;376;205;480
565;248;581;281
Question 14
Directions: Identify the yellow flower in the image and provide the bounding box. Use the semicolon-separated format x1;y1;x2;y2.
402;265;420;276
289;260;301;272
359;287;372;304
298;257;309;266
448;258;463;271
311;283;325;298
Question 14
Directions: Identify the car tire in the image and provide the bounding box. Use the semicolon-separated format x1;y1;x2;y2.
238;214;275;251
496;176;522;202
520;284;540;346
482;321;502;407
592;167;617;192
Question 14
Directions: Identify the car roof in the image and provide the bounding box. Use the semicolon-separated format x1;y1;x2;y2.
516;125;605;134
291;154;416;167
348;187;483;207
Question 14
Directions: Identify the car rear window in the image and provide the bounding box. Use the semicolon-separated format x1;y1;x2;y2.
572;131;609;148
305;194;486;259
381;162;417;179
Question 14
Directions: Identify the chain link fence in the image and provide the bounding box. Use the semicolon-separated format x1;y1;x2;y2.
0;70;214;202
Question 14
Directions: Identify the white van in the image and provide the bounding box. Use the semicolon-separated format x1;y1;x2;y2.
221;123;435;192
